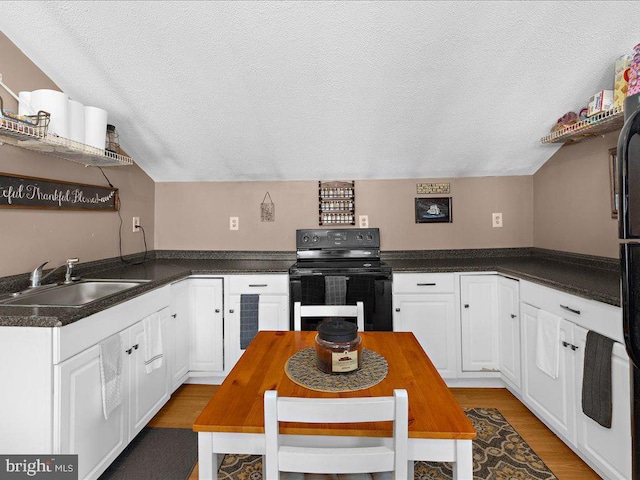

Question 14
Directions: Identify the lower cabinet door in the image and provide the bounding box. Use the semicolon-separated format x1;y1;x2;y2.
393;293;457;378
55;344;127;480
225;292;289;372
127;310;170;440
498;277;521;390
521;303;576;444
189;278;224;373
574;325;632;480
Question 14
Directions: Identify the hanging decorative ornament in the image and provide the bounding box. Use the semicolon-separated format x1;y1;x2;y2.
261;192;275;222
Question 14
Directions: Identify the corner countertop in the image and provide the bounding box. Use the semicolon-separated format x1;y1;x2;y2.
0;249;621;328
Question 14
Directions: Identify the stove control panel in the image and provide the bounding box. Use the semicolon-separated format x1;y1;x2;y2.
296;228;380;249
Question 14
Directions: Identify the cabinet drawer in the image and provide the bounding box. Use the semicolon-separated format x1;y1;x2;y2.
392;273;455;294
520;281;622;343
227;274;289;295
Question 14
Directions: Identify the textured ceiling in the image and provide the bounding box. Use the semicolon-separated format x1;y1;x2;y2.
1;1;640;182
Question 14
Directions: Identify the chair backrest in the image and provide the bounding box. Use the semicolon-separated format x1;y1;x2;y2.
293;301;365;331
263;389;408;479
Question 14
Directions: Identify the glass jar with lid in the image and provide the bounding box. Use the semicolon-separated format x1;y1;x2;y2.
315;319;362;374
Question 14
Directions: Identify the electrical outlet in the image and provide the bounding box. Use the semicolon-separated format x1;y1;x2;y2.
132;216;140;232
492;212;503;228
230;216;239;231
359;215;369;228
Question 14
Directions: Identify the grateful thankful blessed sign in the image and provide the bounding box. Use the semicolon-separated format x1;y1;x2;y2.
0;173;118;211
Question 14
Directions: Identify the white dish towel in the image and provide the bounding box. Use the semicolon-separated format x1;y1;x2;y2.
144;313;163;373
535;309;562;379
99;334;123;420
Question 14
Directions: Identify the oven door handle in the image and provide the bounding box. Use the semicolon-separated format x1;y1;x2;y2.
249;284;268;288
417;283;437;286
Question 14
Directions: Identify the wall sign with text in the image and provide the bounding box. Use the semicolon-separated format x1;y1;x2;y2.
0;172;119;211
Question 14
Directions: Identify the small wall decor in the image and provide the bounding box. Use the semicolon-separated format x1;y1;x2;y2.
415;197;452;223
319;180;355;225
416;182;450;194
0;172;118;211
261;191;275;222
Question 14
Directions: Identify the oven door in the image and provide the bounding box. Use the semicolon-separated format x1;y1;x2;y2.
289;275;392;331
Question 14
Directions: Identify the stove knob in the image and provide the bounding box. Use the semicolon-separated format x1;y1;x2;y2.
312;235;319;243
356;234;364;241
301;235;310;243
365;233;373;241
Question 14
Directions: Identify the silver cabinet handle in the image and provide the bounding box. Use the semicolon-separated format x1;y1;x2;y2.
249;284;268;287
560;304;581;315
417;283;436;286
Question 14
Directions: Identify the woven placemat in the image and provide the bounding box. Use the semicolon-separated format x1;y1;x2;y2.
285;347;388;392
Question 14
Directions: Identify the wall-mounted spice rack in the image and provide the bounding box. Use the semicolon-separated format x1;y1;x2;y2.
318;180;355;225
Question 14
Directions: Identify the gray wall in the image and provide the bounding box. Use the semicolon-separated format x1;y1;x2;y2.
533;131;619;258
154;176;533;251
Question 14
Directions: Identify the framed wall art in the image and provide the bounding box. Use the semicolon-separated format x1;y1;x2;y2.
415;197;452;223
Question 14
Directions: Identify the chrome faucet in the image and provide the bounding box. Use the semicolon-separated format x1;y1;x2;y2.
30;261;49;288
30;258;80;288
64;258;79;284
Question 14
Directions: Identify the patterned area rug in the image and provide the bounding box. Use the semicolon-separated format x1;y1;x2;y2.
217;408;558;480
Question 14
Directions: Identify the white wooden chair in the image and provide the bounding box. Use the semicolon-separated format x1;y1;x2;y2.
293;301;365;331
263;389;409;480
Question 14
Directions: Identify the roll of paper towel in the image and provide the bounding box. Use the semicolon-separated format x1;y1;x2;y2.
30;89;69;137
67;100;85;144
84;106;108;150
18;91;33;116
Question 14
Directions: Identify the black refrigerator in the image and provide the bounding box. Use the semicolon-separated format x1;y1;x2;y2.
619;92;640;479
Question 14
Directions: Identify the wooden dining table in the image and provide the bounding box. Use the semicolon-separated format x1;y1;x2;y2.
193;330;476;480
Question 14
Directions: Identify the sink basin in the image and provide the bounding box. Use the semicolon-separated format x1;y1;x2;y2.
0;279;149;307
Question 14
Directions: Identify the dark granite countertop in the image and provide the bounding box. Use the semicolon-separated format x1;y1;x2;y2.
384;253;620;307
0;248;621;328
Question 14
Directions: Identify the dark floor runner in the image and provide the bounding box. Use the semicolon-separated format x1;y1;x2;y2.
99;427;197;480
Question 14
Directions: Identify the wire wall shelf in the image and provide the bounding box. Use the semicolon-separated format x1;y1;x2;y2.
540;105;625;145
0;122;133;167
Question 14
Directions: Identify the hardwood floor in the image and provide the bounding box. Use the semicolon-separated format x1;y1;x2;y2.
150;384;601;480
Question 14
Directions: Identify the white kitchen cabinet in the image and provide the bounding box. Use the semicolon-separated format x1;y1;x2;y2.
521;302;577;444
55;343;127;480
392;273;457;378
498;276;521;390
55;308;169;480
168;279;190;392
224;274;289;372
574;325;632;480
189;278;224;375
520;282;631;480
460;275;499;372
127;309;170;439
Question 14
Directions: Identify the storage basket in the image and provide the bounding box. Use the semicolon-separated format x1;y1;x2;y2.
0;95;50;138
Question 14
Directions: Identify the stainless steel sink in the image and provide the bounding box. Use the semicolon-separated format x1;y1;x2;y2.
0;279;149;307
